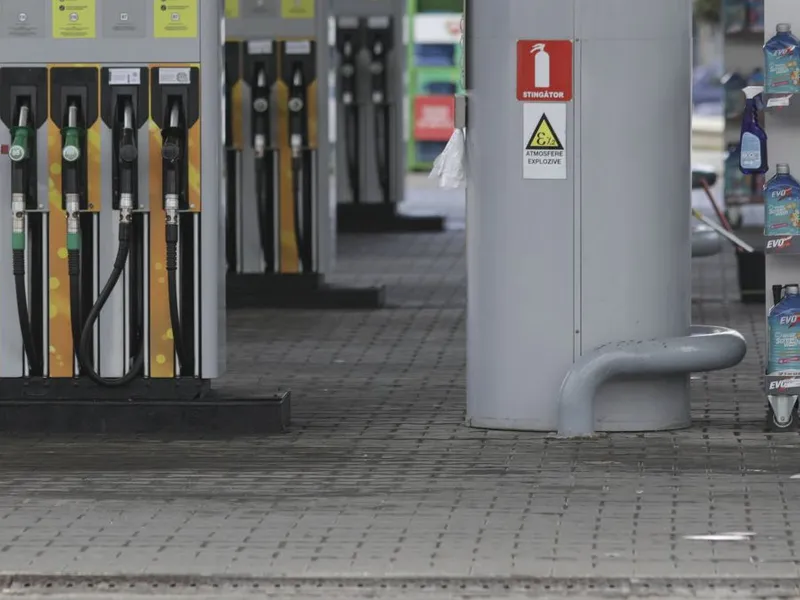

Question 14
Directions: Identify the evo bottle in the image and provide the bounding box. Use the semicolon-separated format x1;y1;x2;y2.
764;163;800;235
739;86;768;174
768;284;800;376
764;23;800;94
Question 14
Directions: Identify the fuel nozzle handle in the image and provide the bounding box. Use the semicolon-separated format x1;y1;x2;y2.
161;102;184;212
369;38;387;104
9;105;32;163
118;101;137;164
62;104;82;163
340;39;357;106
117;101;138;212
161;102;183;164
288;66;307;158
252;68;270;158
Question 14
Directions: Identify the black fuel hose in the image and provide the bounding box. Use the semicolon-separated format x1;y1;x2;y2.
291;156;310;271
301;151;314;268
13;249;42;376
166;222;192;375
254;155;275;272
344;104;360;204
374;103;390;204
68;247;82;368
77;221;144;386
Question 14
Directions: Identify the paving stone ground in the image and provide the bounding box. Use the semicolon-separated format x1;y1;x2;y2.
0;183;798;597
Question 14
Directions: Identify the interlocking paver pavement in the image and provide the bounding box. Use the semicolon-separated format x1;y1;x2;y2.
0;186;798;594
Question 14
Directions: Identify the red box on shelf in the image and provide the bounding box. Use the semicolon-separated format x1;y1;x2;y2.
413;95;455;141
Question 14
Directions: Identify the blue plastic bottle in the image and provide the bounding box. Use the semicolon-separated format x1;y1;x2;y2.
764;163;800;235
768;285;800;376
724;0;747;34
747;0;764;33
739;87;768;174
723;72;747;119
764;23;800;94
748;67;764;86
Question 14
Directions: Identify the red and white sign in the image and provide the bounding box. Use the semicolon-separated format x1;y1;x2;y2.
413;96;455;142
516;40;573;102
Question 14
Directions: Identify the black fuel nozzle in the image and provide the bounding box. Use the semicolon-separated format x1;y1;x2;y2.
369;37;388;105
287;64;307;160
61;102;84;257
252;68;271;158
117;101;137;215
161;101;184;207
340;37;357;106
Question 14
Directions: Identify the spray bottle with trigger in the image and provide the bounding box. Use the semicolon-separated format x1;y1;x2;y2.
739;86;768;175
531;43;550;88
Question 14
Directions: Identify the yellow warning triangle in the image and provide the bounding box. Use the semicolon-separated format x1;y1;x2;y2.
526;113;564;150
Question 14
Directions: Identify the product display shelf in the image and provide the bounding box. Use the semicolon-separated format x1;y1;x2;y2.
723;0;766;227
762;0;800;423
406;0;462;171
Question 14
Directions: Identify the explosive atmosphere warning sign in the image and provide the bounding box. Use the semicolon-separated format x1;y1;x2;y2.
523;103;566;180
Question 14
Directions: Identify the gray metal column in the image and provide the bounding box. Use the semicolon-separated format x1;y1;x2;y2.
465;0;698;431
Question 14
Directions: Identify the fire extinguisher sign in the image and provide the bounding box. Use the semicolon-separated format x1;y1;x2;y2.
516;40;573;102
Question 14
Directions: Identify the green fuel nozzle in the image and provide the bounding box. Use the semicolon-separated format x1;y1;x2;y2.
9;104;32;163
61;104;82;163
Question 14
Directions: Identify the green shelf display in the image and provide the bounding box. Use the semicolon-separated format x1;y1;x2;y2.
406;0;463;171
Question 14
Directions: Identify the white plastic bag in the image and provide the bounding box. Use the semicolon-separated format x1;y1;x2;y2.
429;128;467;189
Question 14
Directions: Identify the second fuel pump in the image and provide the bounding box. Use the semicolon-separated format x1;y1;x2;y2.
336;17;394;206
226;40;320;275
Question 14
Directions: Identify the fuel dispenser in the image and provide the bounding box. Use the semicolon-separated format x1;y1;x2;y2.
225;0;384;308
0;1;283;433
331;0;445;233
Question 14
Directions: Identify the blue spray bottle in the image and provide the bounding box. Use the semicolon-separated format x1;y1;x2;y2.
739;86;768;174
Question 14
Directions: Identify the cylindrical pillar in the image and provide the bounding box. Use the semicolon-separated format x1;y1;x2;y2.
466;0;693;431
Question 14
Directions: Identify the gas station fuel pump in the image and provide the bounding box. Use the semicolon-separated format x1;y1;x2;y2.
225;0;384;309
0;0;281;433
331;0;446;233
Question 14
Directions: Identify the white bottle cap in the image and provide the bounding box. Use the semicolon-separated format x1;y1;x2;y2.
777;163;791;174
777;23;792;33
786;284;800;295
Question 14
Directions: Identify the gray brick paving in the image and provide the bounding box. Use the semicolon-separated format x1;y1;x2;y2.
0;188;799;592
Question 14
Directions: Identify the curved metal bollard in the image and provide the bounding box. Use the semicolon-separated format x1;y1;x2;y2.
558;325;747;437
691;225;722;258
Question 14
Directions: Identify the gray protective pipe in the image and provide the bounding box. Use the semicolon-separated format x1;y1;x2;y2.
691;225;722;258
558;325;747;437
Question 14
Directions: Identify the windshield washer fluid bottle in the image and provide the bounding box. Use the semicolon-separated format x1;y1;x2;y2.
765;163;800;235
739;86;768;174
765;23;800;94
768;285;800;376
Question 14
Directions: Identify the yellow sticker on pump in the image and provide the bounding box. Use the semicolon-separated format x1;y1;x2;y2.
52;0;97;39
153;0;198;38
225;0;240;19
281;0;315;19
